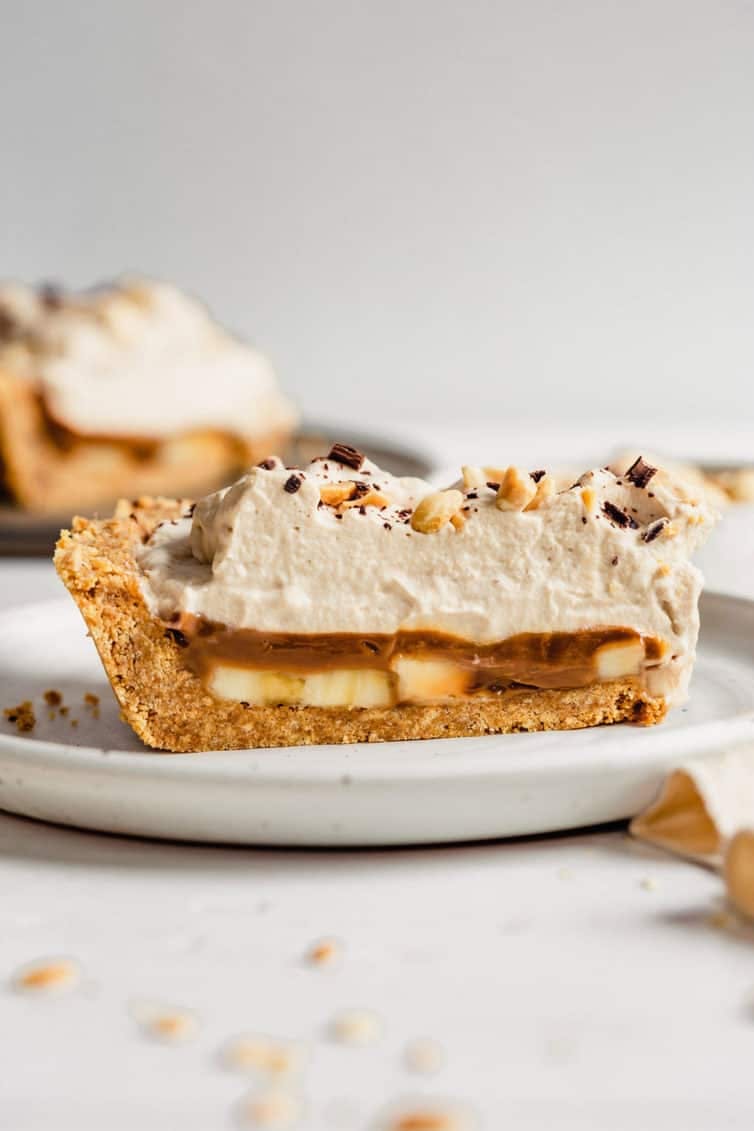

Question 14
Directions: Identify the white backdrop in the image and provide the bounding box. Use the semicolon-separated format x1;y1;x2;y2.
3;1;754;432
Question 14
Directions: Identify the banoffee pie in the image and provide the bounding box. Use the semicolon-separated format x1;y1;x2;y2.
54;446;715;751
0;278;296;513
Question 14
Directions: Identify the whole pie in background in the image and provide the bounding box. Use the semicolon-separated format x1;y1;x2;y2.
0;277;297;514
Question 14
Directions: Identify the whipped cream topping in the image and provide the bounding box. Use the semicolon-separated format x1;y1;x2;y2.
138;453;717;706
0;279;297;440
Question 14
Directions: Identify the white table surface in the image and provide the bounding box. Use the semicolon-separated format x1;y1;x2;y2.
2;425;754;1130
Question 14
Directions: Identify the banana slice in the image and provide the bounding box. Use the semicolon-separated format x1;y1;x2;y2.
301;670;393;708
594;639;644;680
392;656;470;702
209;667;304;705
209;665;393;708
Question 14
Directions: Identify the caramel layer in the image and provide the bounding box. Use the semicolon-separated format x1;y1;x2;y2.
167;617;665;693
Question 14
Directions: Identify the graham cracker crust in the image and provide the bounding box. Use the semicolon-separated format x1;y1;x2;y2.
0;367;289;513
54;500;668;753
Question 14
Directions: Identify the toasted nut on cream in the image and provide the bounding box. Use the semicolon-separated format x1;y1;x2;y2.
392;657;470;702
525;474;555;511
341;488;389;509
319;482;355;507
594;640;644;680
411;490;464;534
461;466;487;490
495;467;537;511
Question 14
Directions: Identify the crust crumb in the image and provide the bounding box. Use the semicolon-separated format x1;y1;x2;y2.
305;936;342;968
3;700;36;732
238;1088;301;1128
222;1034;306;1077
383;1107;471;1131
13;957;80;993
330;1008;382;1045
404;1037;445;1075
130;1001;199;1044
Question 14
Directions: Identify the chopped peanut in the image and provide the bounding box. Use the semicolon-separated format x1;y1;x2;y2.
525;474;555;511
495;467;537;511
320;482;389;510
341;489;389;509
460;465;486;490
411;490;465;534
319;482;355;507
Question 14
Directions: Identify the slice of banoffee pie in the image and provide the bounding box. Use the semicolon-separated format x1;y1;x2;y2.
54;446;715;752
0;277;296;514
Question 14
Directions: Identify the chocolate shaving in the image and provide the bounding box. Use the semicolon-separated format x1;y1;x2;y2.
284;474;303;494
642;519;667;543
611;555;619;566
486;481;500;491
258;458;277;470
349;481;370;500
466;491;478;500
327;442;365;470
530;469;546;483
625;455;657;489
602;501;639;529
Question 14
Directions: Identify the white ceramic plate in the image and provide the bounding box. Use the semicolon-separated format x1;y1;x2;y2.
0;595;752;846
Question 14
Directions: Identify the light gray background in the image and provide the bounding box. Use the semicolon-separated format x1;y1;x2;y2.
3;1;753;429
